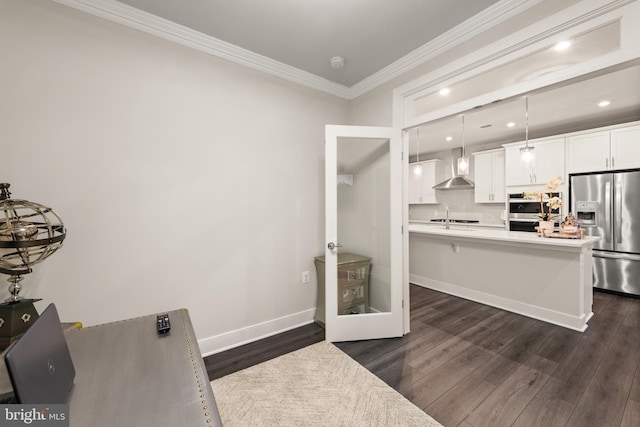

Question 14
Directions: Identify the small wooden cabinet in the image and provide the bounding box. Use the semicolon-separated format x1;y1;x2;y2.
314;253;371;326
473;148;505;203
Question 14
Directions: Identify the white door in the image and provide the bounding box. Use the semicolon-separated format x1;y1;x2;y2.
324;125;404;342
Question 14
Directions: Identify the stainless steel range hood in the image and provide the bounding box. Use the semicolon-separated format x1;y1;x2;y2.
432;147;474;190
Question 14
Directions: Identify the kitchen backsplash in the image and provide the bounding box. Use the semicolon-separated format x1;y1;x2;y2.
409;189;506;225
409;143;506;225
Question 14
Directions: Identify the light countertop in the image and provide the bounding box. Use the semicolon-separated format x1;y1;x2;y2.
409;220;506;229
409;223;601;249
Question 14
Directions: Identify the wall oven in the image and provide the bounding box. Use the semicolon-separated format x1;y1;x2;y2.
508;192;561;232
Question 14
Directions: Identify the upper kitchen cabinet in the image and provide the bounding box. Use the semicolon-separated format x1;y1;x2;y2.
504;138;565;186
566;131;610;173
473;148;505;203
567;124;640;173
612;125;640;170
408;159;442;204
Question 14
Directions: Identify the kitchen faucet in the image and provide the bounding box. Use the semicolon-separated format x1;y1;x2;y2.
445;204;451;230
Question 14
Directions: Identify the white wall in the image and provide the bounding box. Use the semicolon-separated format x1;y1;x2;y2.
0;0;348;354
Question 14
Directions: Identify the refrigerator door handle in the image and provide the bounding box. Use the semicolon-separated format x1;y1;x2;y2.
605;181;611;243
615;177;622;244
594;251;640;262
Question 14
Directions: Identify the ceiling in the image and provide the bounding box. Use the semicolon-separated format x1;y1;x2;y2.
115;0;500;87
66;0;639;155
412;61;640;156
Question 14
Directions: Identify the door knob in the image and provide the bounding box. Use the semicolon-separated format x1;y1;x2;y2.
327;242;343;250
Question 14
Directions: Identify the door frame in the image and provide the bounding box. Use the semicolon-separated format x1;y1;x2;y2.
392;1;640;335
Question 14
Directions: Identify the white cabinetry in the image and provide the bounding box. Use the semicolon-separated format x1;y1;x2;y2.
408;159;441;204
473;149;505;203
567;125;640;173
566;131;609;173
505;138;565;186
611;125;640;170
611;126;640;169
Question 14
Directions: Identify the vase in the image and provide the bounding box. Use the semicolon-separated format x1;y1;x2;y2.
538;220;554;235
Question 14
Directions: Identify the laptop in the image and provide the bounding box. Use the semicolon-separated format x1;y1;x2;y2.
4;303;75;404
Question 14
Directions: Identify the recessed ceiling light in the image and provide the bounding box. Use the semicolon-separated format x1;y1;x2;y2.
598;100;611;107
439;88;450;96
507;122;515;128
553;40;572;51
445;136;453;141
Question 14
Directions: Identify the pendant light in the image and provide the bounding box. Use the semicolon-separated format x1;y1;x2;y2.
520;96;535;168
413;128;423;179
457;115;469;176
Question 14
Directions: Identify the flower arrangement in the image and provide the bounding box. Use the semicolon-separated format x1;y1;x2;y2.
523;177;563;221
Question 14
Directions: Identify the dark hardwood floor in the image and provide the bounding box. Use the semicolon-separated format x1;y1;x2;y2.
205;322;324;381
205;284;640;426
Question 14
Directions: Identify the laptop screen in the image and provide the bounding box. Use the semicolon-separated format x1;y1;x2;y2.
4;303;75;404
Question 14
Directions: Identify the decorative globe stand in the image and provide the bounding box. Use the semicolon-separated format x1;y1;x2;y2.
0;183;66;350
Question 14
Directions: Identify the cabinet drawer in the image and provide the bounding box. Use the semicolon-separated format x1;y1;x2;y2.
338;278;366;288
337;265;369;282
338;283;367;311
340;303;367;315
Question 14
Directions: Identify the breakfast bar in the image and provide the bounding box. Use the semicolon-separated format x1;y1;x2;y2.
409;224;601;331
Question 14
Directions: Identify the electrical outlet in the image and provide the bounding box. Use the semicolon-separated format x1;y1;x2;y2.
302;271;310;284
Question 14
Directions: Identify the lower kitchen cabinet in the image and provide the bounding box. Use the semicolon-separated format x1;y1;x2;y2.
473;148;505;203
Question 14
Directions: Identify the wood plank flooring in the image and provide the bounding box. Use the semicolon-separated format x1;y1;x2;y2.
205;284;640;426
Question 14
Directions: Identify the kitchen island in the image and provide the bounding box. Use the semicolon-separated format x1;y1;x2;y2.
409;224;600;331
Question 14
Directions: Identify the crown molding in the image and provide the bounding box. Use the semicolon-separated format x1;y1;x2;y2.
348;0;544;98
53;0;541;100
52;0;353;98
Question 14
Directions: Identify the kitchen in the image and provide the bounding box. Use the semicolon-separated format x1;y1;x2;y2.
407;58;640;331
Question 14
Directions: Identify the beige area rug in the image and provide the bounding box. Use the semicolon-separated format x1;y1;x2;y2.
211;341;442;426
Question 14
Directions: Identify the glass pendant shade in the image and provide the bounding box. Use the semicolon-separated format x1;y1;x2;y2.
457;115;469;176
412;164;423;179
457;156;469;176
520;145;535;167
520;96;535;168
413;127;423;179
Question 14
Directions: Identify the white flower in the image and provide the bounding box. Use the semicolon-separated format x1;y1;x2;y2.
545;176;562;191
547;197;562;211
523;177;563;221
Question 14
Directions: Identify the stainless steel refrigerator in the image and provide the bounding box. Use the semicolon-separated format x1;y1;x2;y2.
570;170;640;297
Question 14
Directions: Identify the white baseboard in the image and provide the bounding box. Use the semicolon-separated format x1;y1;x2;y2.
410;274;590;332
197;308;316;357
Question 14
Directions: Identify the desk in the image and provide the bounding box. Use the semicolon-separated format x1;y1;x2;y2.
1;309;222;427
